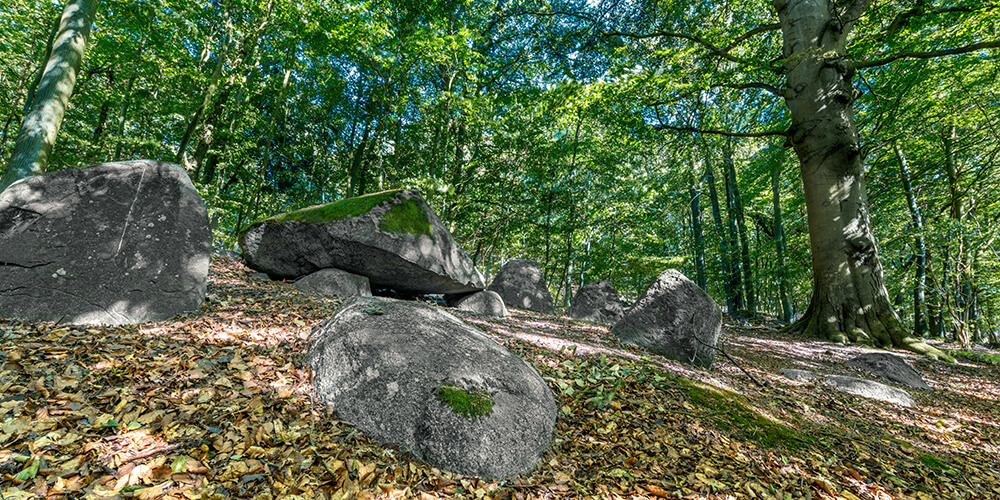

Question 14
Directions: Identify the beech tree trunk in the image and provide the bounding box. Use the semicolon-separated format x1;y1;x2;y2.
690;169;707;291
706;160;737;313
894;143;927;337
775;0;950;359
1;0;97;192
772;158;793;322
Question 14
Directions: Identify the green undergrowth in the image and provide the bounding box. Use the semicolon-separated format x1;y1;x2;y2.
946;349;1000;365
678;380;816;451
436;384;494;418
542;353;816;450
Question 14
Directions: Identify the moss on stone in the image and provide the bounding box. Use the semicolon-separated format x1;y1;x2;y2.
436;384;493;418
378;196;433;237
681;380;815;450
264;191;398;225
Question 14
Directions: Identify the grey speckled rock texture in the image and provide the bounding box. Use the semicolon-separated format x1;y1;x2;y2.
446;290;509;317
824;375;916;407
307;297;556;479
779;369;819;381
844;352;930;389
486;260;553;313
294;268;371;297
239;190;484;295
568;280;624;324
611;269;722;367
0;160;210;325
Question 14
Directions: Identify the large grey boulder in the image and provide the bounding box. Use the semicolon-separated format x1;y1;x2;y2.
487;260;553;313
447;290;509;317
611;269;722;367
239;190;484;295
825;375;916;407
845;352;930;389
0;160;210;325
568;280;624;324
307;297;555;478
294;268;371;297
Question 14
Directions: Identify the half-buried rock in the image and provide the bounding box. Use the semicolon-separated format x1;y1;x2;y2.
308;297;555;478
240;190;484;295
487;260;554;313
568;280;625;324
0;160;210;324
611;269;722;367
294;268;371;297
446;290;509;317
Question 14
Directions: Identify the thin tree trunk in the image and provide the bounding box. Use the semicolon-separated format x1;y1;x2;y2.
775;0;949;359
724;138;755;315
175;12;232;166
1;0;98;191
21;15;61;117
706;160;736;313
243;46;294;229
772;157;792;322
112;73;138;161
690;170;707;291
1;30;43;159
894;142;927;337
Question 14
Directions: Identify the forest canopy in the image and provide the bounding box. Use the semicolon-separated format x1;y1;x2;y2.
1;0;999;348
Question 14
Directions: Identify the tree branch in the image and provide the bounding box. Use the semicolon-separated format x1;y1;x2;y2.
603;30;750;65
723;23;781;51
654;123;788;138
857;40;1000;68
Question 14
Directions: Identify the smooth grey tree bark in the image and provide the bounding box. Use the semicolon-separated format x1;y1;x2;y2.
775;0;950;359
1;0;98;192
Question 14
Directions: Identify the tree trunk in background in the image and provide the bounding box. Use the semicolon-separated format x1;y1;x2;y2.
942;124;970;346
721;148;745;313
176;15;232;166
775;0;950;359
348;120;372;198
925;247;944;337
772;158;792;322
1;0;97;191
706;161;736;313
112;73;138;161
724;139;755;315
894;143;927;337
21;15;61;117
1;35;40;161
689;170;707;291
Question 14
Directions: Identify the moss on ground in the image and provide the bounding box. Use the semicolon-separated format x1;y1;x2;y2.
378;196;432;237
947;349;1000;365
680;380;816;450
436;384;493;418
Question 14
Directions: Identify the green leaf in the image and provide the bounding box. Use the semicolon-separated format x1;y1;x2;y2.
171;455;188;473
14;458;39;481
126;421;142;430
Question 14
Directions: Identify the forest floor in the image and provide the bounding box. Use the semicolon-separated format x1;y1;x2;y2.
2;255;1000;500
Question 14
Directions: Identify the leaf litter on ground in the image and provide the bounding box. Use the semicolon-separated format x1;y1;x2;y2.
2;255;999;499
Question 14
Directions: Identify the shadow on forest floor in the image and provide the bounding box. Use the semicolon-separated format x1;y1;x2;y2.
2;255;998;499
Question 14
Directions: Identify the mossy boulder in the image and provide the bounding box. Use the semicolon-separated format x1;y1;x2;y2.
239;190;484;295
308;297;556;479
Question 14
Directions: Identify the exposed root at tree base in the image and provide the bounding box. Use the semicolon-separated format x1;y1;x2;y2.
786;308;956;362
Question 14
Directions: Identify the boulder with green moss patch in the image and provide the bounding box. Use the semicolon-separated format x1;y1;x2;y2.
308;296;556;479
239;190;484;295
